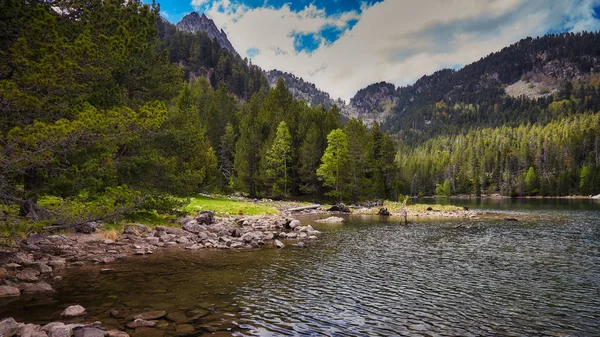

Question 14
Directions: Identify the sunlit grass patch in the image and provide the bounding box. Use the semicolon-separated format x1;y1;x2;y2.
182;195;279;216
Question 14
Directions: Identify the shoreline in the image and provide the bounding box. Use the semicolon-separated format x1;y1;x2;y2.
425;194;600;200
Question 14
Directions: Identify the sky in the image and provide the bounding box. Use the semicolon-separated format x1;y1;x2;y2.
153;0;600;100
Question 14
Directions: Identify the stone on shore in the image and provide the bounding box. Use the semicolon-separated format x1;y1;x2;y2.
16;269;40;282
133;311;166;320
0;318;19;337
61;305;86;318
315;216;344;223
0;286;20;297
73;328;105;337
18;324;46;337
288;220;301;230
17;281;55;294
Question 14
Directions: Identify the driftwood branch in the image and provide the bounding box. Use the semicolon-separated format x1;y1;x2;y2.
286;204;320;212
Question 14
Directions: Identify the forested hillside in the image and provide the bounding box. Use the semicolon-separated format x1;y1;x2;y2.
388;33;600;197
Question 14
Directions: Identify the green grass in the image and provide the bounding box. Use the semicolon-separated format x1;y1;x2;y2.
182;195;279;216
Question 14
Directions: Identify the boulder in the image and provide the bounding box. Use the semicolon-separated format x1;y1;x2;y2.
195;211;214;225
133;311;166;320
315;216;344;223
182;221;202;234
18;324;45;337
0;286;20;297
0;318;19;337
126;319;156;329
16;269;40;282
73;328;105;337
328;204;350;213
0;267;9;279
274;240;285;249
17;281;55;294
377;208;391;216
47;325;72;337
288;220;301;230
61;305;86;317
38;263;53;274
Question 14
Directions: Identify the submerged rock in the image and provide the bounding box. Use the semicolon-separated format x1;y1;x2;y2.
61;305;86;318
315;216;344;223
106;330;129;337
126;319;156;328
274;240;285;249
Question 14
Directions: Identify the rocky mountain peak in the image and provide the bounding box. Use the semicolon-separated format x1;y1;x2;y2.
176;12;238;57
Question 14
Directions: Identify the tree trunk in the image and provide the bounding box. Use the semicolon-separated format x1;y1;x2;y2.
19;167;40;218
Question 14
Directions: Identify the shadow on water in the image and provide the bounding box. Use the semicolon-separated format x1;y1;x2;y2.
2;200;600;336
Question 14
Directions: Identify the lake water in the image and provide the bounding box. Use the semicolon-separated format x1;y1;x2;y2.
2;199;600;336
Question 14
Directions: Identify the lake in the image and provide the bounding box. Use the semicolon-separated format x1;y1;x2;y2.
2;199;600;336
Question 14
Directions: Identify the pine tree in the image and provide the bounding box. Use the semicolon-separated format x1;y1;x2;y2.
266;121;292;197
317;129;350;201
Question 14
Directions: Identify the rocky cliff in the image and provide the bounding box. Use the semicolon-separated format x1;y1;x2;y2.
176;12;238;57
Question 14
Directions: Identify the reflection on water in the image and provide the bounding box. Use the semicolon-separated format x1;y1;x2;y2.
2;200;600;336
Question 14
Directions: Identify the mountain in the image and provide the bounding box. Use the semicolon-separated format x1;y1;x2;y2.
265;70;343;109
383;32;600;144
157;14;269;100
265;70;391;126
175;12;238;57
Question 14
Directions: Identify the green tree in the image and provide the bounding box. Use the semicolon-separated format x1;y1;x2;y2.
266;121;292;197
524;166;539;195
436;179;452;197
317;129;350;201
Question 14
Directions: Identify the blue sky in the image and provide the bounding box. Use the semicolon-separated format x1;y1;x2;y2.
152;0;600;100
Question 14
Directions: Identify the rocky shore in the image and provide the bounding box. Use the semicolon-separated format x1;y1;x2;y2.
0;305;239;337
0;213;319;300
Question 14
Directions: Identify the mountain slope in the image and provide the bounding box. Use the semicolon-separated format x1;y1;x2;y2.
176;12;238;57
383;32;600;143
157;14;269;100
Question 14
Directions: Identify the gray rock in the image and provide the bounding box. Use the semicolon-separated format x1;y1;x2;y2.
0;267;9;279
195;211;214;225
16;269;40;282
73;328;105;337
41;323;64;333
0;318;19;337
275;240;285;249
288;220;301;230
38;263;53;274
17;281;55;294
126;319;156;328
182;221;202;234
134;250;145;255
61;304;86;317
5;263;21;269
0;286;20;297
47;325;72;337
175;237;190;244
18;324;46;337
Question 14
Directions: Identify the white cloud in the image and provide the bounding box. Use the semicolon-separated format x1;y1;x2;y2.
195;0;600;100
